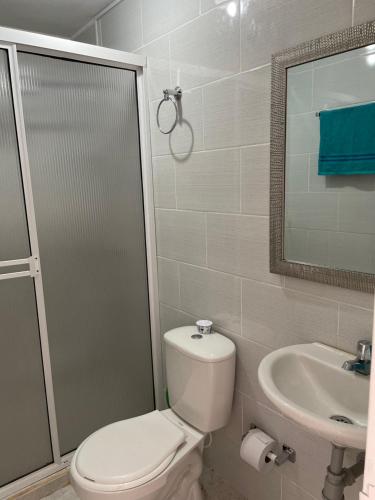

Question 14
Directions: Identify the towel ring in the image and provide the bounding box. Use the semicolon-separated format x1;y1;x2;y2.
157;86;182;134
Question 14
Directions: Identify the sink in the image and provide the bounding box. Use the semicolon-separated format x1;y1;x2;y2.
258;343;369;449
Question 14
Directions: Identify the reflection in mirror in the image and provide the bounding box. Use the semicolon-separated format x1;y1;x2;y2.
284;44;375;274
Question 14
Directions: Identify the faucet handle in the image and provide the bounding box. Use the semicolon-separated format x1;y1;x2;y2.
357;340;372;361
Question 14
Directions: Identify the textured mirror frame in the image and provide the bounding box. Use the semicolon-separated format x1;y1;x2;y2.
270;20;375;293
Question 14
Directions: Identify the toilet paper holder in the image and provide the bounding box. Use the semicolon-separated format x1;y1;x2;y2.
271;444;296;466
244;425;296;466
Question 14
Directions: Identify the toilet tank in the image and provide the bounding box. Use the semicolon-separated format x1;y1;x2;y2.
164;324;236;433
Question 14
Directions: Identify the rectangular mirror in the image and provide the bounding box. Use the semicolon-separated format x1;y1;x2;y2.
270;21;375;293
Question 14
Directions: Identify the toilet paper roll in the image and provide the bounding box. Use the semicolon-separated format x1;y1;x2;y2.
240;428;277;472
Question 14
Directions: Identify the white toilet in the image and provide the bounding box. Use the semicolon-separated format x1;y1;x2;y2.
70;322;236;500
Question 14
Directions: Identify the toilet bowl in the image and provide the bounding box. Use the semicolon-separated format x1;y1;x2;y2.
70;409;204;500
71;324;236;500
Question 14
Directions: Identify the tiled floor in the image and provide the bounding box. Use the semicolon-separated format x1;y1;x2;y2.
41;474;245;500
201;467;246;500
41;485;78;500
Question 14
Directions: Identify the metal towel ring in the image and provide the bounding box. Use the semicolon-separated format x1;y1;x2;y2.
157;86;182;134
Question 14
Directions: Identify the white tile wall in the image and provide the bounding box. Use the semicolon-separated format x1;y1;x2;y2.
157;257;180;308
175;148;241;212
155;209;206;265
203;67;271;149
353;0;375;24
170;3;240;89
141;0;199;44
180;263;242;333
74;22;96;44
99;0;142;52
285;275;374;308
83;2;374;499
207;213;282;284
242;280;338;349
159;303;196;335
240;0;352;71
240;145;270;215
338;303;373;353
225;334;272;405
152;156;176;208
136;37;171;100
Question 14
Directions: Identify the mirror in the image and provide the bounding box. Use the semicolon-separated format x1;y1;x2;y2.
270;21;375;292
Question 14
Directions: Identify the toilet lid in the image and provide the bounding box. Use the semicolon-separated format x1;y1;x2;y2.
75;411;185;486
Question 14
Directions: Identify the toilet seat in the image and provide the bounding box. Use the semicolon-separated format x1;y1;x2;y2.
74;410;185;490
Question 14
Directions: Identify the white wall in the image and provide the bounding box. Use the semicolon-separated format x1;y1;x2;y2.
74;21;97;44
75;2;375;499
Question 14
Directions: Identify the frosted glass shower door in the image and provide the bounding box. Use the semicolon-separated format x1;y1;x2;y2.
0;49;52;486
18;53;155;454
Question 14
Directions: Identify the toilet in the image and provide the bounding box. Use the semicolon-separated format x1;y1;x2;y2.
70;322;236;500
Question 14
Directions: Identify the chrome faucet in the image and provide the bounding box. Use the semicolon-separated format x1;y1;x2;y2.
342;340;372;376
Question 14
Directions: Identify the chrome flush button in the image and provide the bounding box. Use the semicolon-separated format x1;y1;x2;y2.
196;319;213;334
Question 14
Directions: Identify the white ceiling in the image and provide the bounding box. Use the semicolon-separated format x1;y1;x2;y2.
0;0;114;38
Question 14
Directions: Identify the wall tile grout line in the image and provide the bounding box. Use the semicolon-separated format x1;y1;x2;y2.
151;142;271;160
157;253;374;311
155;206;269;218
139;0;144;48
148;62;271;103
205;212;208;266
240;278;243;337
352;0;356;26
159;300;279;353
336;302;341;347
177;259;182;309
134;1;227;54
239;0;242;74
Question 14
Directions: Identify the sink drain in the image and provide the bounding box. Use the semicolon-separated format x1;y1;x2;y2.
330;415;353;424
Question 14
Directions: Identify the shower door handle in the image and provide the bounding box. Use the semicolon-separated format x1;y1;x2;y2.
0;255;40;280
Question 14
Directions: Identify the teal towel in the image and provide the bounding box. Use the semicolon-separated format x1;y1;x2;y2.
318;102;375;175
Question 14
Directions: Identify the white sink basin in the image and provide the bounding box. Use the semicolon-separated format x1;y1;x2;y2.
258;343;369;449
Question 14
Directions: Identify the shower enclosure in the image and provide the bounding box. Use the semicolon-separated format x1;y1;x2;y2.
0;27;160;497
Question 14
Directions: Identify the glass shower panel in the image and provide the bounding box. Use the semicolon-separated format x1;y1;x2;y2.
19;53;155;454
0;50;52;486
0;279;53;486
0;50;30;263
